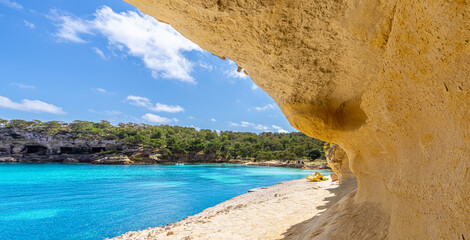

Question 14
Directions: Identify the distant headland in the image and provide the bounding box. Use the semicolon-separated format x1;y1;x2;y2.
0;119;329;169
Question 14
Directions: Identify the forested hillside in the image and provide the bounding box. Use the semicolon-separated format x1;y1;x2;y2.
0;119;326;161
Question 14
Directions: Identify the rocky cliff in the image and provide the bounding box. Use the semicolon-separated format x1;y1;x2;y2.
0;128;125;163
0;128;328;168
124;0;470;239
0;128;124;155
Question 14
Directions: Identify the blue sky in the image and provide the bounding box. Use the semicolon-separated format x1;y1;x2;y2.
0;0;295;133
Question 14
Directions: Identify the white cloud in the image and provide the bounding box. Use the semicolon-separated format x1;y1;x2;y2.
88;109;121;115
255;103;275;111
199;61;213;71
50;10;93;43
0;0;23;9
224;60;248;80
190;125;201;131
0;96;65;114
272;125;288;133
211;118;216;122
252;123;270;131
228;121;269;131
251;83;260;90
228;121;288;132
188;116;195;120
228;122;239;127
224;68;248;80
126;95;184;113
24;20;35;29
92;47;107;60
10;82;35;89
240;121;252;127
51;6;202;83
142;113;173;124
105;110;121;115
91;87;112;94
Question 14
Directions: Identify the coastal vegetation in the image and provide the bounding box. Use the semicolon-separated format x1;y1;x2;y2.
0;119;326;162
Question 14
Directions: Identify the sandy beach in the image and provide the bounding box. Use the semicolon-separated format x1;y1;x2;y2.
110;177;356;240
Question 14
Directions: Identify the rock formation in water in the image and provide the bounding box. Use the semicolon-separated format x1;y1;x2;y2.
124;0;469;238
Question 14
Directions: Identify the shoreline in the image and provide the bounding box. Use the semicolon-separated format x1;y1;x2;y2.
0;157;330;170
110;177;355;240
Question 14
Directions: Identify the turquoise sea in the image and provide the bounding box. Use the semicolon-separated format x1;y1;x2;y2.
0;163;331;240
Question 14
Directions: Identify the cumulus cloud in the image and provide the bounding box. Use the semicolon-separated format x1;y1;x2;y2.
126;95;184;113
50;10;93;43
255;103;275;111
225;69;248;79
223;60;248;81
51;6;202;83
190;125;201;131
88;109;121;115
0;96;65;114
211;118;216;122
24;20;35;29
0;0;23;9
91;87;112;94
228;121;270;131
199;61;213;71
228;121;289;133
272;125;288;133
251;83;260;90
92;47;107;60
142;113;174;124
10;82;35;89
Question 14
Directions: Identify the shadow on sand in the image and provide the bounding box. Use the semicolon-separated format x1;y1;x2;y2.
281;179;358;240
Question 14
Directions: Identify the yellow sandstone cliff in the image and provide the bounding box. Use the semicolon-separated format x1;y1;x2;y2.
326;144;355;184
124;0;469;239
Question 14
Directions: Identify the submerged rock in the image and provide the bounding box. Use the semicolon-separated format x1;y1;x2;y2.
63;158;79;164
92;155;133;165
0;156;17;162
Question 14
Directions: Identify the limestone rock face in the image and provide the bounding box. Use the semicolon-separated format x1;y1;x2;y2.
63;158;79;164
326;144;355;184
0;157;17;162
92;155;133;165
124;0;470;239
329;173;339;182
306;172;323;182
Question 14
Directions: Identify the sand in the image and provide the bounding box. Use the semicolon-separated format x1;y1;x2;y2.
110;178;356;240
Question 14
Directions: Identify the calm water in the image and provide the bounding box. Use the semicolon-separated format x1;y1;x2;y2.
0;163;331;240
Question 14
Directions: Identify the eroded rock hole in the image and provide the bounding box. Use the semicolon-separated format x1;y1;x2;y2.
60;147;75;154
92;147;106;153
25;145;48;154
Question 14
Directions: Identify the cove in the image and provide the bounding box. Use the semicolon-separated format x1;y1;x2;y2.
0;163;331;240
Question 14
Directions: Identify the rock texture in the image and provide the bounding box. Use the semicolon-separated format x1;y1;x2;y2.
0;128;124;156
124;0;470;239
306;172;323;182
326;144;355;184
92;155;133;165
